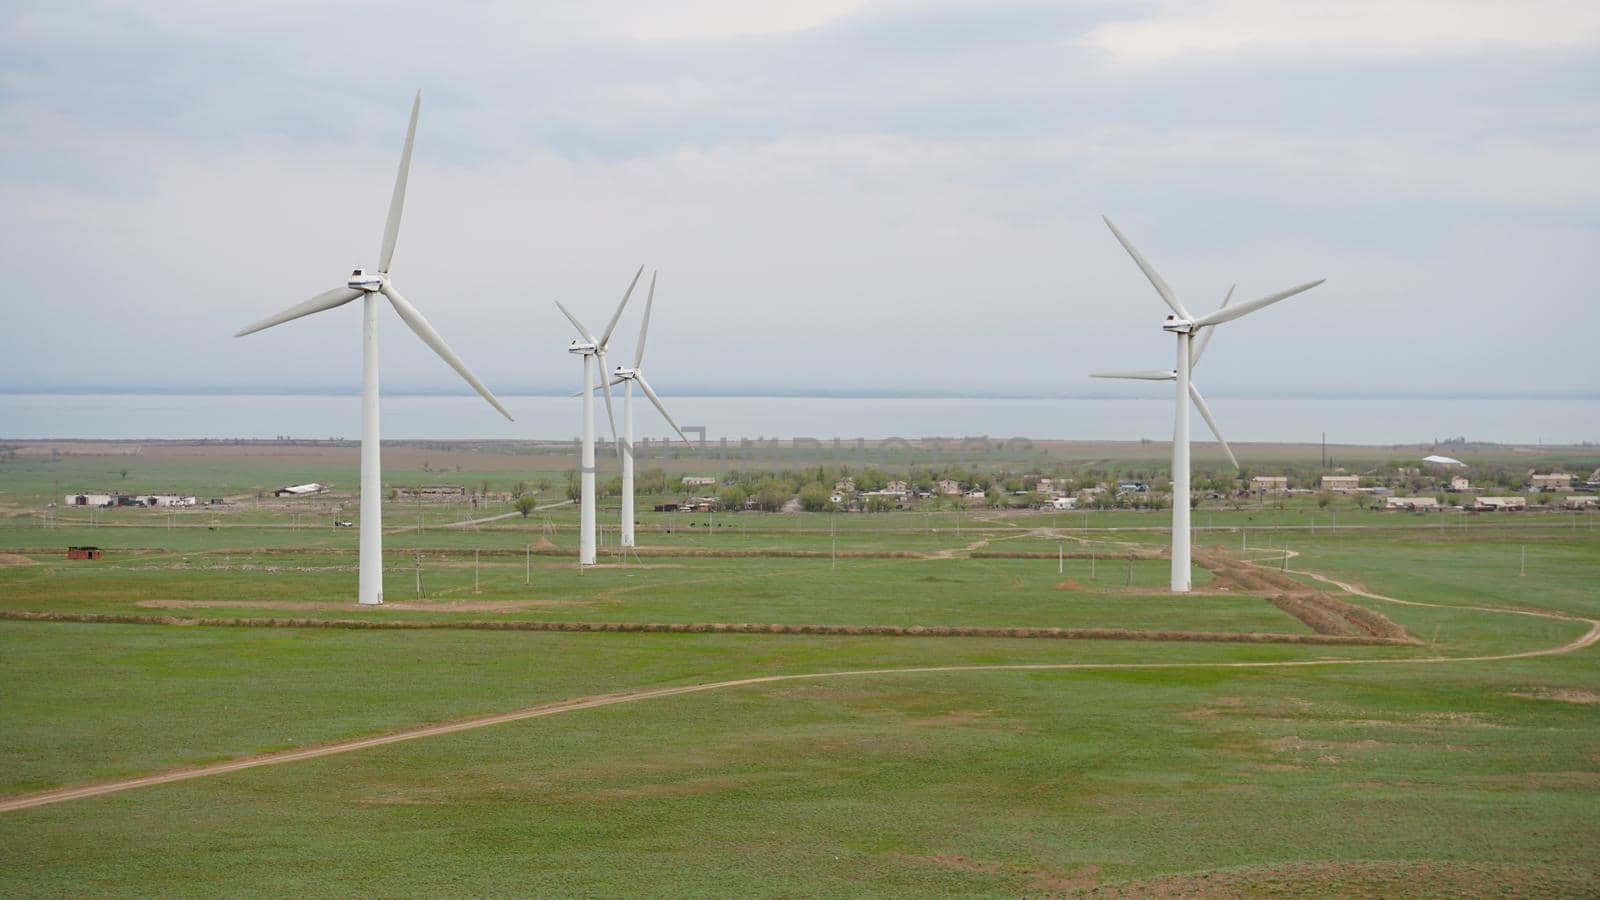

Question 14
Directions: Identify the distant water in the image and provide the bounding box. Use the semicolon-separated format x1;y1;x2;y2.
0;393;1593;446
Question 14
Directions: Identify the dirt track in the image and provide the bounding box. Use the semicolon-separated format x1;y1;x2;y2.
2;567;1595;815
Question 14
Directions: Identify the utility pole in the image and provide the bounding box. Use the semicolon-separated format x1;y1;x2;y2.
526;544;531;586
1520;546;1526;578
1058;543;1063;575
414;552;422;598
474;549;481;594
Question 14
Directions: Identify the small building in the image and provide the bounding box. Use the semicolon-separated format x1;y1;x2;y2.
65;493;115;508
833;478;856;492
682;476;717;487
1250;476;1288;494
1449;476;1470;492
1422;454;1467;469
1116;481;1148;494
137;494;197;507
1321;475;1360;492
393;484;463;502
1474;496;1527;511
937;479;962;495
1562;495;1599;510
1051;496;1077;510
1529;473;1573;492
886;480;909;495
66;546;102;560
274;483;330;498
1385;496;1440;511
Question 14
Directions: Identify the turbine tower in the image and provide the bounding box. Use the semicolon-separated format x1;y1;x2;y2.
556;267;642;565
235;91;512;605
600;270;691;547
1093;216;1323;593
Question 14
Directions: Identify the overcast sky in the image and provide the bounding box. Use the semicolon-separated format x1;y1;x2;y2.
1;0;1595;399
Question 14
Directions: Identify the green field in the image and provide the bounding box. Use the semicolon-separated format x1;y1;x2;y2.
1;442;1597;896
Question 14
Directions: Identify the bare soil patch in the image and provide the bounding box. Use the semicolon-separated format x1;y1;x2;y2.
1080;860;1599;897
897;853;1100;892
0;553;34;566
1505;688;1600;705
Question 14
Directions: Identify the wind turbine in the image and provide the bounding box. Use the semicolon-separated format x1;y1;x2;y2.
235;91;512;605
556;266;643;565
1092;216;1323;593
597;270;691;547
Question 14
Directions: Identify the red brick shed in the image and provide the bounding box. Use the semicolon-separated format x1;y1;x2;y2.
66;546;102;560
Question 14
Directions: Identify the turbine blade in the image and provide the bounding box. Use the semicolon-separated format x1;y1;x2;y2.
1089;370;1176;381
554;300;597;344
600;265;644;348
1188;382;1238;469
234;287;361;337
636;374;691;447
1193;279;1325;328
380;284;513;421
597;348;621;461
379;90;421;274
1103;216;1190;320
573;375;627;397
1191;284;1234;369
634;269;656;368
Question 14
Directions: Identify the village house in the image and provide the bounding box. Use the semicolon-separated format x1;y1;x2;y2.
1320;475;1360;492
1529;473;1573;492
1051;496;1077;510
885;480;909;495
1250;476;1288;494
681;476;717;487
1474;496;1527;511
833;478;856;492
1562;495;1599;510
1449;476;1470;492
1385;496;1440;511
937;479;962;495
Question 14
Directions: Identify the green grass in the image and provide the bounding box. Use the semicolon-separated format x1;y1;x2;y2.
2;446;1598;895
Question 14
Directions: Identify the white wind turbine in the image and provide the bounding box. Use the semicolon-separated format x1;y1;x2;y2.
1092;216;1324;593
596;270;691;547
235;91;512;605
556;266;643;565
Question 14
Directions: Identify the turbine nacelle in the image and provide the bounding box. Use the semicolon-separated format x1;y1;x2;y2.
1161;315;1196;334
347;269;389;292
611;366;639;381
567;339;597;355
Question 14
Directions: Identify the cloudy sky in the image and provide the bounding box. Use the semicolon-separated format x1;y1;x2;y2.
1;0;1595;399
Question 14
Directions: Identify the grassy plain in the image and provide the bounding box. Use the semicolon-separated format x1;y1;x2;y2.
1;441;1597;896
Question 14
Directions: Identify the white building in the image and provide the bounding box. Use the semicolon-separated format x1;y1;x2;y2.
1474;496;1527;511
1250;476;1288;493
1321;475;1360;492
65;493;115;507
1529;473;1573;492
1385;496;1440;511
682;476;717;487
1051;496;1077;510
141;495;197;507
